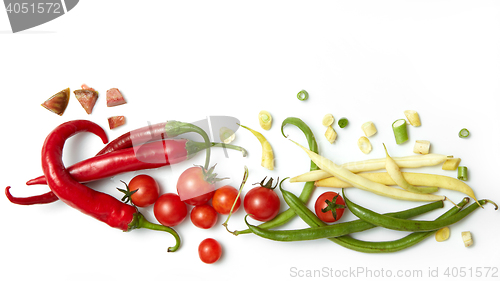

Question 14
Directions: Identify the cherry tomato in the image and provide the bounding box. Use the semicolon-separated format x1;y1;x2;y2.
127;174;160;207
314;191;346;223
243;179;280;222
176;166;215;206
154;193;188;227
190;204;218;229
198;238;222;264
212;185;241;215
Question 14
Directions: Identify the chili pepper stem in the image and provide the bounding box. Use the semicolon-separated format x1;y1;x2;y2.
186;141;248;157
165;121;212;170
223;166;249;235
129;212;181;252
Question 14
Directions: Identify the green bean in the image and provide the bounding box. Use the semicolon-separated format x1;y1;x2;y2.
334;198;471;253
281;186;470;252
245;187;446;242
234;117;319;235
344;189;497;232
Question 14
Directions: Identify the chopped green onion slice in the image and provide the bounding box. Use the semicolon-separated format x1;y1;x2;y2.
392;119;408;144
338;118;349;128
458;166;468;181
459;128;470;138
297;90;309;101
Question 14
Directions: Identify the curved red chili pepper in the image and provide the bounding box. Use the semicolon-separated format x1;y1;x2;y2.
41;120;180;251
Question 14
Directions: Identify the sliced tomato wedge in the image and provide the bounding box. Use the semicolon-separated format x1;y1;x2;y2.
106;88;126;107
108;116;126;129
41;88;70;116
74;89;98;114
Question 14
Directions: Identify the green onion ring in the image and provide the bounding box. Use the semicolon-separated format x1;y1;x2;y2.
297;90;309;101
459;128;470;138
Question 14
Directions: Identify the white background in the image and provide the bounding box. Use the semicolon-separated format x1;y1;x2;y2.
1;1;499;280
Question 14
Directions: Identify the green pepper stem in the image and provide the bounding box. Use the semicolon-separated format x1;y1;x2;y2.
131;212;181;252
186;141;248;157
165;121;211;170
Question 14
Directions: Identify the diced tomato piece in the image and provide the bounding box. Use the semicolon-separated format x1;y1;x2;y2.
41;88;70;116
106;88;126;107
74;89;98;114
108;116;126;129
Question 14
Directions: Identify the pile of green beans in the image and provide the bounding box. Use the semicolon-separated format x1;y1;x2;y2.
247;186;451;242
246;185;486;252
343;189;498;232
245;198;446;241
238;117;497;252
234;117;319;235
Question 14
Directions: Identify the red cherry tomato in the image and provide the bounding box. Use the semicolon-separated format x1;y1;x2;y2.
212;185;241;215
127;174;160;207
154;193;188;226
243;179;280;222
176;166;215;206
198;238;222;264
190;204;218;229
314;191;346;223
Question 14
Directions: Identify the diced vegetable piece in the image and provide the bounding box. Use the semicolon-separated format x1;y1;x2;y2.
358;136;372;154
413;140;431;155
404;110;421;127
41;88;70;116
297;90;309;101
459;128;470;138
392;119;408;144
458;166;468;181
258;110;272;130
325;126;337;144
108;116;126;129
462;231;473;247
361;121;377;137
435;227;450;242
338;118;349;128
442;157;461;170
106;88;126;107
74;89;98;114
322;114;334;127
219;127;235;144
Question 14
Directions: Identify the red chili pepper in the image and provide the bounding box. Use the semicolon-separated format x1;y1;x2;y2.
96;122;167;155
7;140;246;205
40;120;181;251
96;121;212;170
